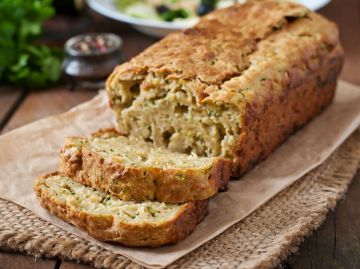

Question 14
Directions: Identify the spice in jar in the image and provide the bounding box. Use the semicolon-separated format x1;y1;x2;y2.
72;34;115;54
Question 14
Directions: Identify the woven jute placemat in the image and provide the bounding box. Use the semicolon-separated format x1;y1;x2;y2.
1;129;359;269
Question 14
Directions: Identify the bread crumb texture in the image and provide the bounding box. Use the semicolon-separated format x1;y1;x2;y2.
35;173;209;247
59;129;230;203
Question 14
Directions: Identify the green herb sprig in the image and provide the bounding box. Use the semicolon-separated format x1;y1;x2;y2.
0;0;62;88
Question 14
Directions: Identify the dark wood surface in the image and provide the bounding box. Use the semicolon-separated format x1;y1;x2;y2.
0;0;359;268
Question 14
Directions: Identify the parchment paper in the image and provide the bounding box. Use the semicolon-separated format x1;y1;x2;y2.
0;81;359;268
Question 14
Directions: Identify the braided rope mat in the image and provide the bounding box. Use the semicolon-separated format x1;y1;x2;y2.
1;129;359;269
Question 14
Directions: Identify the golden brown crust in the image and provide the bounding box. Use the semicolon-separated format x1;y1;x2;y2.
107;1;309;87
106;1;344;178
91;128;127;138
106;1;341;105
34;172;209;247
231;48;343;176
59;132;231;203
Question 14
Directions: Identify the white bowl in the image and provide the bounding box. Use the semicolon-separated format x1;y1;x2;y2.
86;0;331;38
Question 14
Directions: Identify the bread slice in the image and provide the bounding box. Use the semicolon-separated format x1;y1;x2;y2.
59;129;231;203
35;172;208;247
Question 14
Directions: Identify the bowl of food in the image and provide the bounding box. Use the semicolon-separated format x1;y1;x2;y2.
86;0;332;38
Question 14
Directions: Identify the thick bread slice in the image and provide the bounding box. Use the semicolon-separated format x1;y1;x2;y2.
34;172;208;247
59;129;231;203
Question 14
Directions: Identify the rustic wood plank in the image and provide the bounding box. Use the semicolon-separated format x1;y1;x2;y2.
0;252;57;269
0;87;25;131
320;0;360;85
279;170;360;269
1;87;96;134
0;87;23;120
60;261;93;269
332;170;360;268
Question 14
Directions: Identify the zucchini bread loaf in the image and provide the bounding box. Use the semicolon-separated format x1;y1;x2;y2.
59;129;231;203
106;1;344;176
35;173;208;247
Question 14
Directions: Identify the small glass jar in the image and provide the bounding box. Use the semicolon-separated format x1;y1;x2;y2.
62;33;122;90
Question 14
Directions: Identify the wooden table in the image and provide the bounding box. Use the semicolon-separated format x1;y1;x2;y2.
0;0;359;268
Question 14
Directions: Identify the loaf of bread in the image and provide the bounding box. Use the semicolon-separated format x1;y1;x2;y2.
106;0;344;176
35;172;208;247
59;129;230;203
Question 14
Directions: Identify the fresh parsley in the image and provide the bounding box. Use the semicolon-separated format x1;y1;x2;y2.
0;0;62;88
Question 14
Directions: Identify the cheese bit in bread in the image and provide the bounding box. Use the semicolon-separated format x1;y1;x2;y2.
34;172;208;247
59;129;231;203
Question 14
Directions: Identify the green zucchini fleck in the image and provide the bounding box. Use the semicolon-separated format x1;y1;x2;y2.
175;174;187;181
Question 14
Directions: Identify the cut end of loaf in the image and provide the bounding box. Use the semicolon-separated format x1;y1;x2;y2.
61;128;225;170
106;0;343;176
105;1;312;159
107;74;241;158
